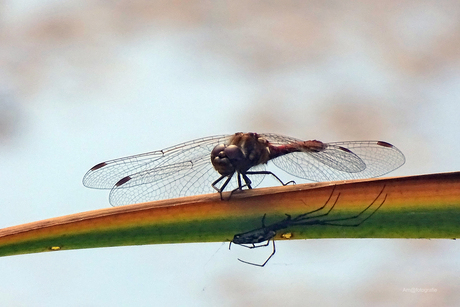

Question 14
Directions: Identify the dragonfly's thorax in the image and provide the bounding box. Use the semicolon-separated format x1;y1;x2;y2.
232;228;276;245
211;132;271;176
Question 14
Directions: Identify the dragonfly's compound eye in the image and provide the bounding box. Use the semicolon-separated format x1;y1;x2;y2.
211;144;237;176
224;145;245;161
211;144;226;158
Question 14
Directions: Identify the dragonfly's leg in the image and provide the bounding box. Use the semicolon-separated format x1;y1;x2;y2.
225;173;253;200
211;175;225;192
231;173;252;192
246;170;295;186
212;174;234;200
219;175;233;193
241;173;253;189
237;173;243;190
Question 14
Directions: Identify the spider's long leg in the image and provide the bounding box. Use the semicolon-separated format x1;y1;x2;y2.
237;238;276;267
317;194;387;227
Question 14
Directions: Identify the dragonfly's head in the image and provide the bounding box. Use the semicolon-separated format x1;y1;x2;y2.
211;144;245;175
211;133;271;175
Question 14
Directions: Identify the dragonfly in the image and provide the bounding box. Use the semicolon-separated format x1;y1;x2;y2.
229;185;387;267
82;132;404;206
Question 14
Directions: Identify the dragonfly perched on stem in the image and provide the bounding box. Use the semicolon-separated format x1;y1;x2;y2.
229;185;387;267
83;132;404;206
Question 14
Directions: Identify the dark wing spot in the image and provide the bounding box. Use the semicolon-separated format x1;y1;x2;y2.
115;176;132;187
377;141;393;148
90;162;107;171
338;146;353;153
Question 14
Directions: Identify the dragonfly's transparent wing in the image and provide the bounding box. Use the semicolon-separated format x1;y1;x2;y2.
83;134;231;189
263;133;366;173
260;133;303;145
109;157;267;206
109;157;214;206
270;140;405;181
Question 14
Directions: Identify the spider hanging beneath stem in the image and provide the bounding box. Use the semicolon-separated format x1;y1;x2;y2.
229;185;387;267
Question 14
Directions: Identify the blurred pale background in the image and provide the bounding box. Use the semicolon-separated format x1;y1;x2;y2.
0;1;459;306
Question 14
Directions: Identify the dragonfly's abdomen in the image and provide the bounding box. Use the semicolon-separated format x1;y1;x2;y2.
269;139;327;159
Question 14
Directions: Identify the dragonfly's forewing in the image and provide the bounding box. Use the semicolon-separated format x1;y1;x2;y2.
82;135;231;189
83;134;268;206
